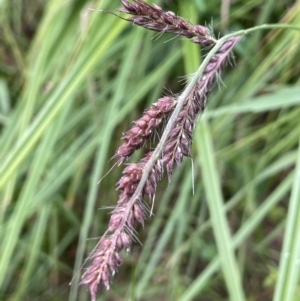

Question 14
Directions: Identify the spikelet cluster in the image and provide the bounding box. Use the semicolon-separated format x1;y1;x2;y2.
80;152;163;301
119;0;217;46
114;96;175;163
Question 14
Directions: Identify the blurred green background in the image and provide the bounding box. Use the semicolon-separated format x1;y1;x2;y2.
0;0;300;300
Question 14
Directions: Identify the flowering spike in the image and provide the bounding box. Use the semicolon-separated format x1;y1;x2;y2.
113;96;176;163
119;0;217;46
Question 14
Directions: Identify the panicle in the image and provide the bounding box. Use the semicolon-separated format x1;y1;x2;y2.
80;3;240;300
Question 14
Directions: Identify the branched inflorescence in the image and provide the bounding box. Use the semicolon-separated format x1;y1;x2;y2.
80;1;240;300
119;0;217;46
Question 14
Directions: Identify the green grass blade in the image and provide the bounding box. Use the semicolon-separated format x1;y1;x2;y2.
179;171;294;301
273;139;300;301
197;118;246;301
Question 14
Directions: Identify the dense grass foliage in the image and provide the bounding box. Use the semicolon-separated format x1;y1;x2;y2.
0;0;300;300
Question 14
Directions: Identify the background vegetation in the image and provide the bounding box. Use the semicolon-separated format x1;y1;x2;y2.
0;0;300;300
